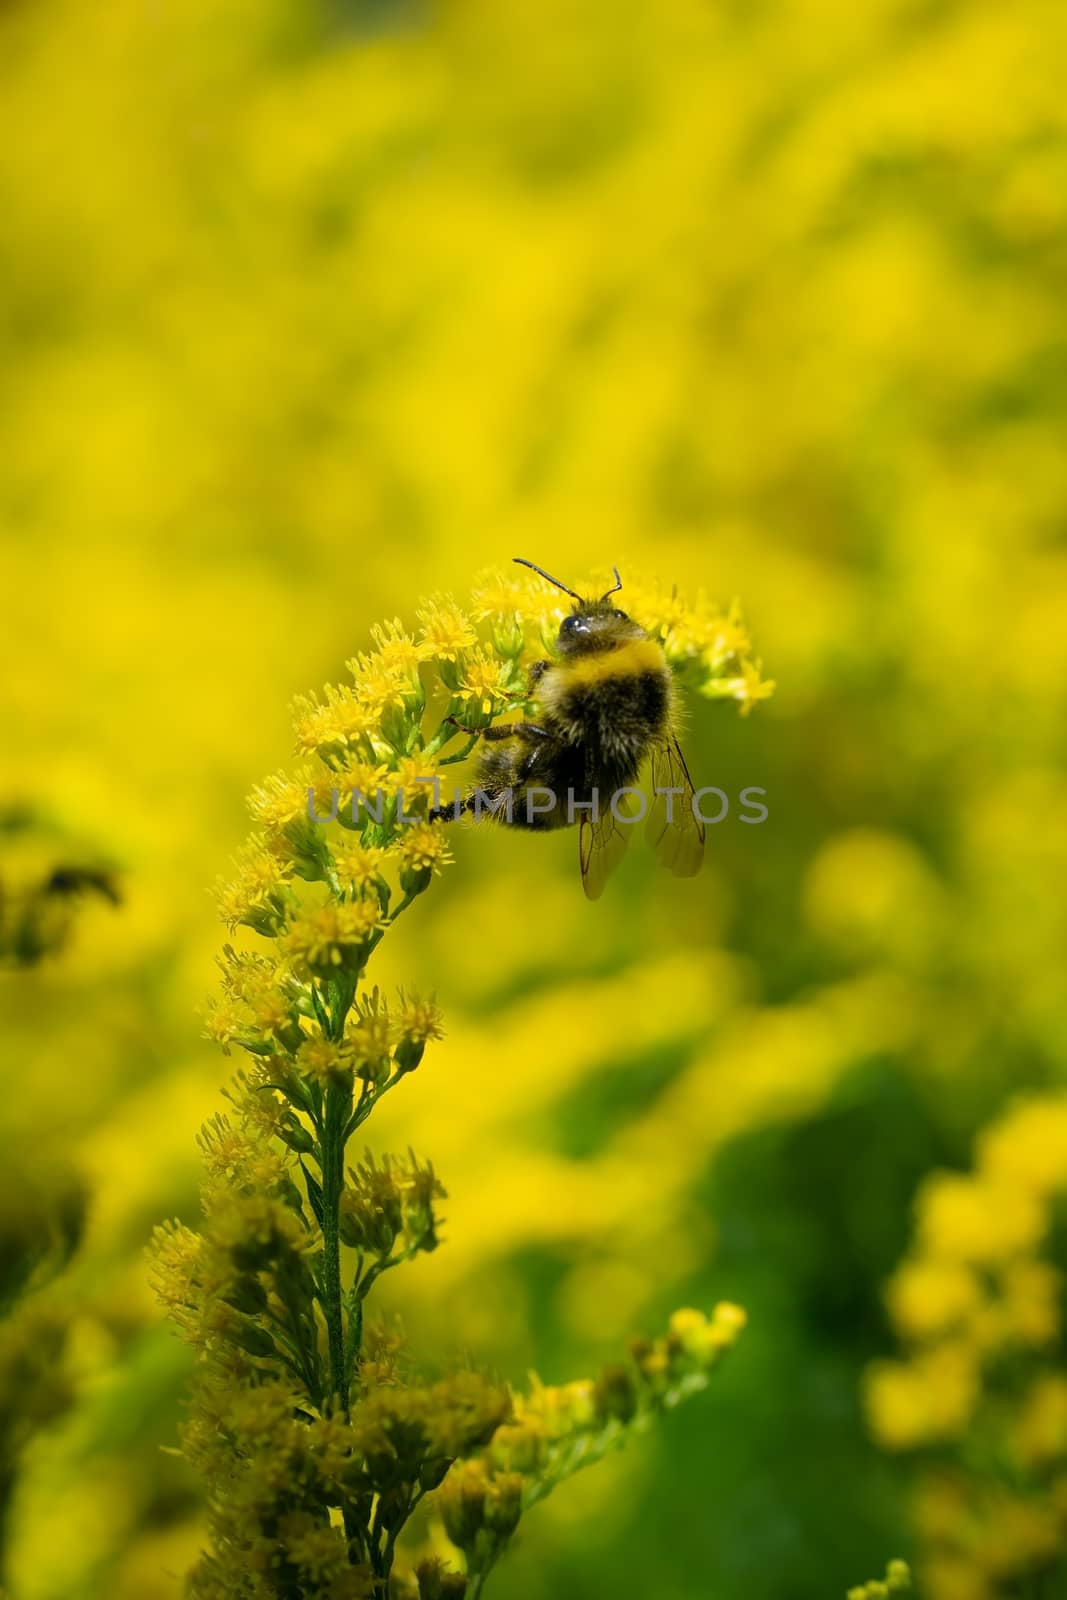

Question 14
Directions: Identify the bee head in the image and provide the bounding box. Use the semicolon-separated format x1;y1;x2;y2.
557;600;645;655
513;559;645;656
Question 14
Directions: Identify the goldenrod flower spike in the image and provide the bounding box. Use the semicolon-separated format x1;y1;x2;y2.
151;570;762;1598
866;1090;1067;1593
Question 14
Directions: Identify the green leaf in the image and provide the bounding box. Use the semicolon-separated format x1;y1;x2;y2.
301;1160;326;1229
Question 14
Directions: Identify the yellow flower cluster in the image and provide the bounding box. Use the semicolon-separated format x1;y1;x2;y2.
846;1559;912;1599
209;566;764;1036
432;1302;746;1590
866;1093;1067;1600
471;567;774;715
149;576;753;1600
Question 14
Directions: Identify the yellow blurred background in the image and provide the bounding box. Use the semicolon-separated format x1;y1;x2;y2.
2;1;1067;1596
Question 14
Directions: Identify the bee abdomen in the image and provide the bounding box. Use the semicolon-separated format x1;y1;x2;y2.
557;668;669;754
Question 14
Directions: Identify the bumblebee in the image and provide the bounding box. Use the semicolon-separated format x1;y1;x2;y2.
43;865;122;905
435;558;704;899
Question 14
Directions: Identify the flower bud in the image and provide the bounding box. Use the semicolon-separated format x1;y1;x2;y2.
415;1560;466;1600
284;815;332;882
392;992;444;1077
394;1036;426;1075
491;616;525;660
277;1116;316;1156
380;701;413;752
439;1463;487;1550
437;657;463;692
593;1364;638;1424
339;1193;400;1256
398;861;433;897
418;1455;452;1493
483;1472;523;1538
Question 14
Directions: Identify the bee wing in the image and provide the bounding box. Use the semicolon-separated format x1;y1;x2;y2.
645;736;705;878
579;800;635;901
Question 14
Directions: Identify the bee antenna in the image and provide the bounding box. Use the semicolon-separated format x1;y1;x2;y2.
600;566;623;602
512;557;584;603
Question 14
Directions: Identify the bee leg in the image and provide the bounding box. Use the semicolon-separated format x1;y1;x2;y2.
526;660;550;688
429;796;471;821
486;721;550;742
444;717;550;742
441;714;485;738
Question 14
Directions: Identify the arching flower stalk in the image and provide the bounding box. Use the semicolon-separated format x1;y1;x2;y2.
151;567;767;1599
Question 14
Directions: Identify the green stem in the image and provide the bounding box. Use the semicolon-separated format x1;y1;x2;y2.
320;1079;349;1412
363;890;417;963
438;733;480;766
345;1291;364;1372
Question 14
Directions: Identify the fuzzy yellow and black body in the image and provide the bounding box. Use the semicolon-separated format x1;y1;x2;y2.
438;560;705;899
